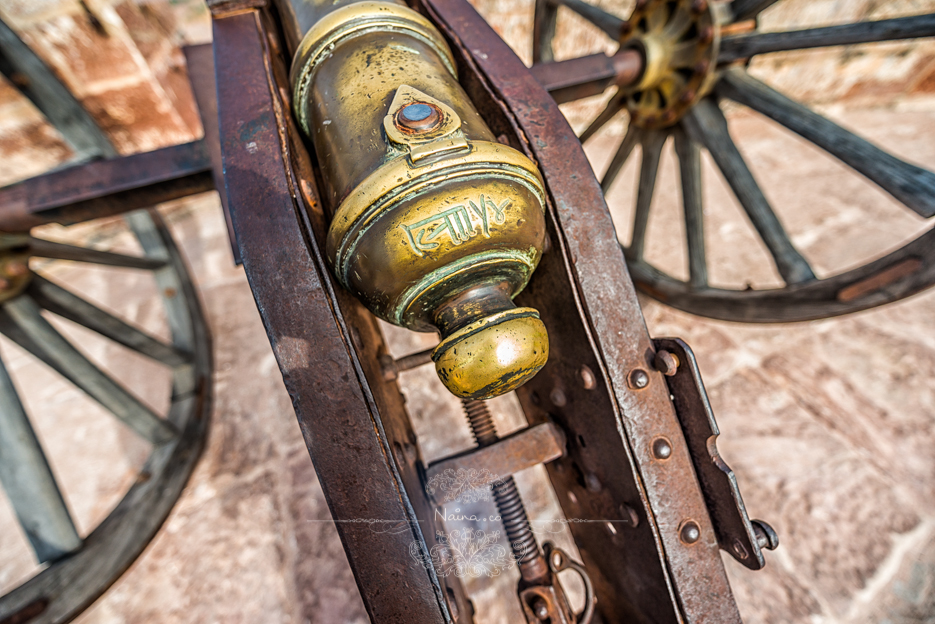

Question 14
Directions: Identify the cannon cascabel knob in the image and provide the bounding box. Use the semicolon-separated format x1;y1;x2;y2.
290;1;549;399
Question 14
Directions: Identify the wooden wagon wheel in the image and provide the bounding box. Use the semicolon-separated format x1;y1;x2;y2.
531;0;935;322
0;208;212;624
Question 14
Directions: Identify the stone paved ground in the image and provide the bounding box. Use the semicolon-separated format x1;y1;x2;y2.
2;1;935;623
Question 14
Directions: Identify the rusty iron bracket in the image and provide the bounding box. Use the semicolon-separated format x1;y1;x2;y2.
424;422;566;506
654;337;778;570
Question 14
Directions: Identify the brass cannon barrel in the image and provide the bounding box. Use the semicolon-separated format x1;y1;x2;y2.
286;0;550;400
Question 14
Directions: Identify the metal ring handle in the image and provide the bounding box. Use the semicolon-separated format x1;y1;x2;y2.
545;543;596;624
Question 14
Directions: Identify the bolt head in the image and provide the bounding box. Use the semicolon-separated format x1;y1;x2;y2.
628;368;650;389
530;596;550;621
691;0;708;14
654;350;679;376
680;520;701;544
550;387;567;407
652;436;672;459
699;25;714;45
4;260;28;278
396;102;441;132
752;519;780;550
579;365;597;390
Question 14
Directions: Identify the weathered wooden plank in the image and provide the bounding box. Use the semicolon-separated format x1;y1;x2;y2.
554;0;624;39
29;238;166;270
728;0;781;23
628;129;666;261
674;125;708;288
3;296;177;444
720;13;935;62
0;355;81;563
600;124;640;192
580;91;626;143
533;0;559;63
717;68;935;218
682;98;815;284
28;276;189;368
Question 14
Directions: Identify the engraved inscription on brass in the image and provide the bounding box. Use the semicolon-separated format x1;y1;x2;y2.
400;195;510;256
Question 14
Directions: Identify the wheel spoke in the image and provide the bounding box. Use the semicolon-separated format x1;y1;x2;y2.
682;98;815;284
720;14;935;63
627;129;666;261
717;69;935;218
29;238;167;270
28;275;191;368
728;0;781;23
600;124;641;192
674;125;707;288
534;0;559;64
552;0;625;40
0;354;81;563
1;296;178;444
663;3;692;39
580;91;626;143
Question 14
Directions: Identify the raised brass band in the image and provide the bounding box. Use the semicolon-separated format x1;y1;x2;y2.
288;0;550;399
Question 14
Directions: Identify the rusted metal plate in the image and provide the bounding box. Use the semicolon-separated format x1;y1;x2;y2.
420;0;741;621
183;43;239;264
425;422;566;505
0;141;212;231
213;9;454;623
655;338;770;571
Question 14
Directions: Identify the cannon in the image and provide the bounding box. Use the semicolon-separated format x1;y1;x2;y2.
0;0;933;622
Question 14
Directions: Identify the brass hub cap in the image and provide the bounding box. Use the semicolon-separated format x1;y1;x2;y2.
619;0;720;129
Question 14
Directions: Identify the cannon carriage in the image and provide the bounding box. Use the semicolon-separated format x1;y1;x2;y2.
0;0;933;622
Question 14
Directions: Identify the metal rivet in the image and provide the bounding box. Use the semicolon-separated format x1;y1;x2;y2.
579;365;597;390
533;597;549;621
691;0;708;13
628;368;649;389
397;102;440;131
680;520;701;544
654;350;679;376
585;473;602;492
652;437;672;460
621;503;639;528
4;260;28;278
732;538;749;560
401;103;432;121
550;387;567;407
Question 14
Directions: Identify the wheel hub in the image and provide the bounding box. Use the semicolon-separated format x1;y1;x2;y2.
619;0;721;129
0;233;32;303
